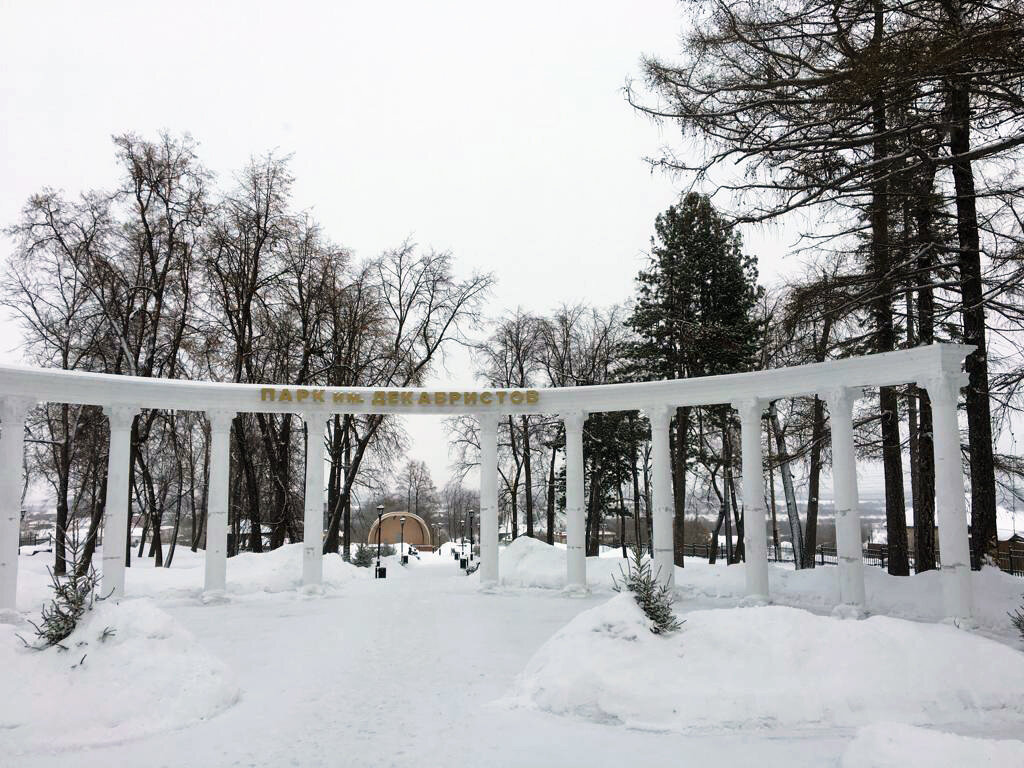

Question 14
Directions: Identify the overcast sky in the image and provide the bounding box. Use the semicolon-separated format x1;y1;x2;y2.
0;0;801;492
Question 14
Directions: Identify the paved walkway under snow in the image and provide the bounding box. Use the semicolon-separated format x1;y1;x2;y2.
13;552;1020;768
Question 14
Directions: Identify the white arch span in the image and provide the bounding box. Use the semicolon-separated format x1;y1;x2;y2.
0;343;975;623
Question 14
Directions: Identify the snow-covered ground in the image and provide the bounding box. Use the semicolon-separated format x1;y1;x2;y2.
4;538;1024;767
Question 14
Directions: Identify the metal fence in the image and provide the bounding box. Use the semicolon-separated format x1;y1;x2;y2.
18;532;52;549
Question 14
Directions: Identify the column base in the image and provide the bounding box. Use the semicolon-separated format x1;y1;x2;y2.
299;583;325;597
831;603;866;620
942;615;977;630
739;594;770;607
562;583;590;598
0;608;22;625
478;579;500;594
200;589;229;605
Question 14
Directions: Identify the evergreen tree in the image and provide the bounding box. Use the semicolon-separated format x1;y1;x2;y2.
627;193;763;565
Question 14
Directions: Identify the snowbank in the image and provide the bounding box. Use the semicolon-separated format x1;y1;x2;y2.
512;594;1024;732
17;543;365;612
498;536;626;590
679;557;1024;633
841;723;1024;767
495;538;1024;636
0;598;239;752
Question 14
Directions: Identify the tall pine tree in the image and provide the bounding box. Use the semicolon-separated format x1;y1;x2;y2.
628;193;763;565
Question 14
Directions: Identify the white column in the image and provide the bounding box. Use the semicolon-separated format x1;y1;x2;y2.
204;410;234;596
0;398;31;617
648;404;675;588
734;398;769;602
562;411;587;593
102;405;138;599
302;413;326;589
825;387;866;615
478;413;499;587
922;373;974;624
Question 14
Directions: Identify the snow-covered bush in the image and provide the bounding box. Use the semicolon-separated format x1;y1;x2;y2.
353;543;395;567
612;545;682;635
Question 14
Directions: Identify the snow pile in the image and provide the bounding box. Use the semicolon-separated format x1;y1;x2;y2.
0;598;239;752
512;594;1024;731
225;544;362;594
499;536;626;590
679;558;1024;633
841;723;1024;767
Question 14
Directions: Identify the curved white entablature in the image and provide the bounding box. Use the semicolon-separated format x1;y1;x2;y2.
0;342;978;627
0;343;975;415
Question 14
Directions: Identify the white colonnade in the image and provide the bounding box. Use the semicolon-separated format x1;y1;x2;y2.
0;344;977;624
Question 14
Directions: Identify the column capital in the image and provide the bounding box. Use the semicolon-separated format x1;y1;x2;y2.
643;403;673;430
300;411;328;429
103;404;139;431
207;409;236;433
920;372;969;406
560;411;587;432
823;386;859;416
0;396;33;423
477;412;500;433
731;397;766;423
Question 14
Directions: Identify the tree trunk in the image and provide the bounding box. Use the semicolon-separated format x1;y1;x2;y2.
765;418;781;561
912;169;938;572
947;63;998;567
546;441;557;545
672;406;689;567
870;0;909;576
804;396;826;568
769;402;804;567
522;415;534;538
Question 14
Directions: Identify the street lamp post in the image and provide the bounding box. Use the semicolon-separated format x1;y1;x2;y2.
459;518;467;569
468;507;476;562
399;515;407;565
375;504;386;579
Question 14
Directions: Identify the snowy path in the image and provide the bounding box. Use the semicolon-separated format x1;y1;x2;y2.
12;554;1011;768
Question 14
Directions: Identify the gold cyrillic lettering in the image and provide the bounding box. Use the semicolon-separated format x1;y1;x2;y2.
279;389;292;402
480;392;493;405
348;393;364;404
401;392;413;405
418;393;432;405
510;391;524;404
526;390;539;404
464;392;478;406
261;388;275;401
448;392;461;406
434;392;446;405
372;391;387;405
496;391;507;404
312;390;324;403
296;389;309;402
388;392;399;406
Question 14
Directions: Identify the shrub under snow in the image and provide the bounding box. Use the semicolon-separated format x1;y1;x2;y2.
1;598;239;753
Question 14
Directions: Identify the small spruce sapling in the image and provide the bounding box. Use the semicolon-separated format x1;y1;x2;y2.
22;526;108;649
612;545;683;634
1011;597;1024;640
353;544;374;568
